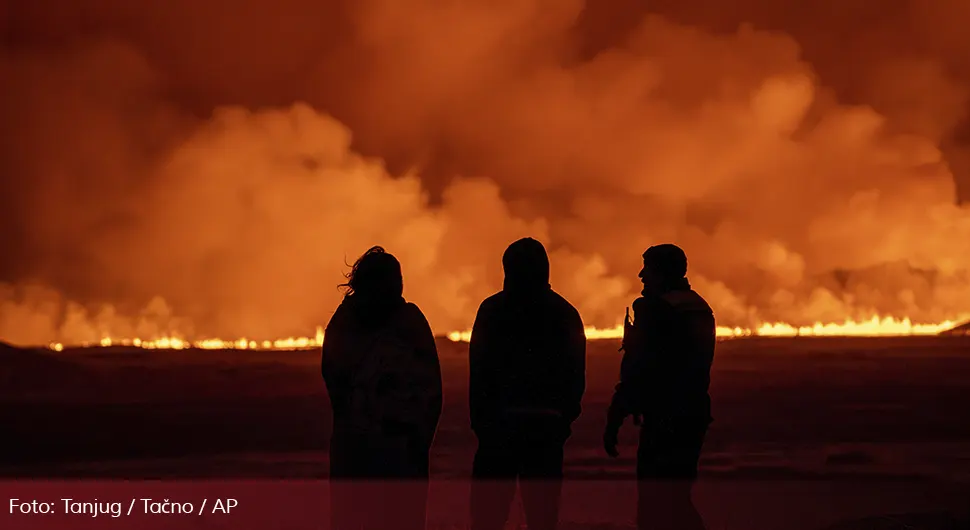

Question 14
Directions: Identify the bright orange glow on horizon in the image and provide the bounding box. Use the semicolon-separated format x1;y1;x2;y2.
43;315;969;352
447;315;969;342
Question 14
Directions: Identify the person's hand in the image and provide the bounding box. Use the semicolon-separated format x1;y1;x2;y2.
603;424;620;458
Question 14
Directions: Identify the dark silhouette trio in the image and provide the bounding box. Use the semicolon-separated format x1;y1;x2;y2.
321;239;716;530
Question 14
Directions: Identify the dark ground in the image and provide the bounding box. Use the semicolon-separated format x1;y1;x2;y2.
2;337;969;529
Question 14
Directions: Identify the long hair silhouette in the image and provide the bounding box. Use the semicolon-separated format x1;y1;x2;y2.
337;246;405;327
339;246;403;299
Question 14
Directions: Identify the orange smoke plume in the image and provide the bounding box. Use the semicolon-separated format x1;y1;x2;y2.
2;1;970;346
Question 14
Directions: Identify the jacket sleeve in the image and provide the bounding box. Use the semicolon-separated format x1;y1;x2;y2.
563;307;587;424
607;296;662;426
409;305;443;447
468;301;494;434
320;323;347;415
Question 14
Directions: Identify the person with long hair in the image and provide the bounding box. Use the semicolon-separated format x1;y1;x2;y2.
321;246;442;530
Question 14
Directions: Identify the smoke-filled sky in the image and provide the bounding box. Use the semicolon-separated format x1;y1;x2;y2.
2;0;970;344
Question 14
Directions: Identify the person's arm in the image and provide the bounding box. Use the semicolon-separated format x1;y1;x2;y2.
468;301;494;434
410;305;443;447
564;307;587;424
320;327;346;414
607;297;660;427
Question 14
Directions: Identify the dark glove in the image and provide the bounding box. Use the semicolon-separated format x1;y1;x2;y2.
603;394;645;457
603;422;620;458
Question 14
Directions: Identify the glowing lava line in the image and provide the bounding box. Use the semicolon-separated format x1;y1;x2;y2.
445;315;969;342
43;315;968;351
48;327;327;352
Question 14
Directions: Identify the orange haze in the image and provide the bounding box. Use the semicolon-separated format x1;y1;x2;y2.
2;0;970;346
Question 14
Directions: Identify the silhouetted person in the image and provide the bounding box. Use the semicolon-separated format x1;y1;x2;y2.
603;244;715;530
321;246;443;530
469;237;586;530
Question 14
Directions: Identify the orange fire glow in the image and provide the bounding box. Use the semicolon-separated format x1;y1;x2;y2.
48;327;326;352
44;315;968;352
447;315;968;342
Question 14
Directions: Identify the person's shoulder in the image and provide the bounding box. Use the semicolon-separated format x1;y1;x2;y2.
401;301;430;321
548;290;582;318
324;300;351;332
662;289;713;314
690;290;714;313
632;294;667;313
388;301;429;333
477;291;505;312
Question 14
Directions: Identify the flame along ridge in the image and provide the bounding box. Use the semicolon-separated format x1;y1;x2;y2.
448;315;968;342
43;315;970;351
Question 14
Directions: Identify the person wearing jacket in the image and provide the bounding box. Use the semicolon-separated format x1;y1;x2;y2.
603;243;715;530
322;246;442;530
468;237;586;530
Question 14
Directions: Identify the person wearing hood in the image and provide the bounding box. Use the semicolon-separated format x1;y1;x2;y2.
468;237;586;530
603;244;715;530
321;246;442;530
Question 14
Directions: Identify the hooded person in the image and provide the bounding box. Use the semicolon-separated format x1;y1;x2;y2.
321;246;442;530
603;243;715;530
468;237;586;530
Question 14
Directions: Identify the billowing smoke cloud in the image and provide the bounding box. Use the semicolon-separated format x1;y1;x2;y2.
1;0;970;345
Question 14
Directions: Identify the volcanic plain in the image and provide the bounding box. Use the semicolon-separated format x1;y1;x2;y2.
2;337;969;529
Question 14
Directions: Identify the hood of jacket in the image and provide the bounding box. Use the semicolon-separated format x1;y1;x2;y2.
502;237;551;295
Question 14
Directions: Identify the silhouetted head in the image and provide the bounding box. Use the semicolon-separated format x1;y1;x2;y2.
502;237;550;293
639;244;690;293
340;246;404;301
